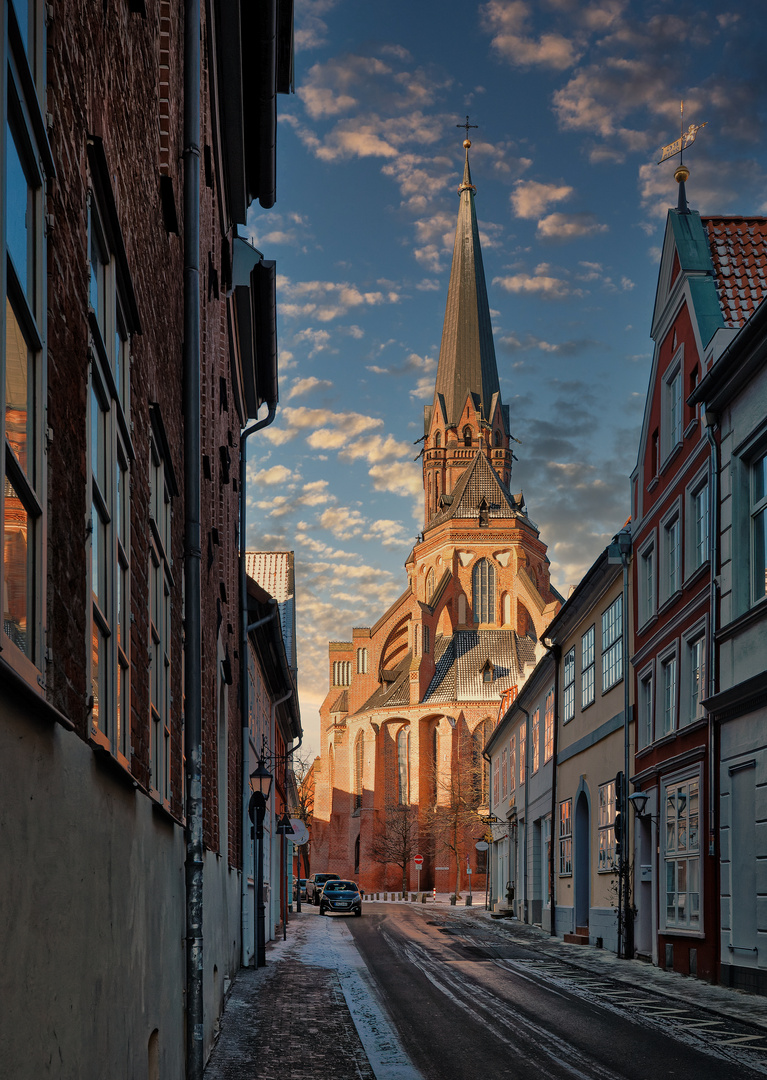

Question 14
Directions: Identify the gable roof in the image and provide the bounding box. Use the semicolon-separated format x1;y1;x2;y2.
424;629;536;704
425;450;522;533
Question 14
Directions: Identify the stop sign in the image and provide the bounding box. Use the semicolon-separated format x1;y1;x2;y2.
414;855;424;866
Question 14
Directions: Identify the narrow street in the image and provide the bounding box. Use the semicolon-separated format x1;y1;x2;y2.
338;903;767;1080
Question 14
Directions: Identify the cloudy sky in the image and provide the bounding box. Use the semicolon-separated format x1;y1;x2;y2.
244;0;767;760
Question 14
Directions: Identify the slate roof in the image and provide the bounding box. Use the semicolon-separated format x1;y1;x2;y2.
426;451;522;532
702;217;767;329
424;629;536;704
432;144;501;428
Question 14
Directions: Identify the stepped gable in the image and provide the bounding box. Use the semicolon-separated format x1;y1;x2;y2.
424;629;532;704
427;450;520;531
701;217;767;328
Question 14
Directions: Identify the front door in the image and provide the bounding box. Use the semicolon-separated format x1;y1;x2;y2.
575;791;590;929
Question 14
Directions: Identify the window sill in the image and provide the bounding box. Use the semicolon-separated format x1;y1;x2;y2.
89;731;140;790
150;791;183;826
717;595;767;643
682;561;709;592
659;441;684;476
657;589;683;618
683;418;699;440
647;476;660;494
637;612;658;636
601;677;623;696
660;927;705;940
0;649;74;730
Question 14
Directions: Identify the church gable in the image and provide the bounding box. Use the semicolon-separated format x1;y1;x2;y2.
426;451;518;531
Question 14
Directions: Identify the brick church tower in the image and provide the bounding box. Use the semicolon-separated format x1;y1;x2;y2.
311;138;561;894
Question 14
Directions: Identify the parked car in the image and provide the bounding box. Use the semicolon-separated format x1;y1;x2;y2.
306;873;339;905
294;878;307;901
319;880;362;917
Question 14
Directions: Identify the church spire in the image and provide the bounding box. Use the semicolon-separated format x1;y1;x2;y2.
432;135;501;430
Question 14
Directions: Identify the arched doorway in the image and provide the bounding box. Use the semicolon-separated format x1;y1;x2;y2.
575;790;590;930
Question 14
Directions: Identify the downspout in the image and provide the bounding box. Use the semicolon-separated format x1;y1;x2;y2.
481;745;493;909
239;406;278;968
183;0;203;1070
621;542;632;959
520;705;530;923
704;412;719;859
544;645;560;937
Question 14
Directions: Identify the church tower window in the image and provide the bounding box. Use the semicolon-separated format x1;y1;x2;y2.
463;426;472;447
426;566;435;603
472;559;496;624
494;430;501;447
397;727;410;804
435;431;441;448
354;732;364;810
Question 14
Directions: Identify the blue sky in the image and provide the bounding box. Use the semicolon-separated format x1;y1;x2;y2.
244;0;767;760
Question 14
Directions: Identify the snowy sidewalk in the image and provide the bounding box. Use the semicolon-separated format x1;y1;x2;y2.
204;909;421;1080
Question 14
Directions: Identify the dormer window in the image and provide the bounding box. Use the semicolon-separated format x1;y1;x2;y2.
463;426;472;447
478;498;489;527
482;660;494;683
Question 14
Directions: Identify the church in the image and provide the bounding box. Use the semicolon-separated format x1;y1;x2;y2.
311;138;562;895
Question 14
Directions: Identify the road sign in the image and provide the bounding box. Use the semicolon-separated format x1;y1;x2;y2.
289;820;309;846
414;855;424;866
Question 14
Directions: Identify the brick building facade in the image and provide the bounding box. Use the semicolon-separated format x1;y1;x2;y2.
311;142;561;896
0;0;292;1076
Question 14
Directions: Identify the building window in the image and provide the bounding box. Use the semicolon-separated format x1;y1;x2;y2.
149;436;173;800
638;539;655;627
354;732;364;810
663;776;700;930
332;660;352;686
2;6;50;676
519;721;526;783
88;185;134;757
494;430;501;447
426;566;435;603
663;355;683;459
356;647;368;674
559;799;572;875
544;689;554;762
472;558;496;624
493;755;500;805
397;727;410;805
752;449;767;602
501;747;508;801
581;626;595;708
689;479;709;573
680;626;706;727
423;625;430;654
660;653;677;735
434;430;441;448
638;668;654;749
601;595;622;693
598;781;616;871
531;709;540;773
662;513;681;600
563;649;575;723
509;734;516;793
463;425;472;447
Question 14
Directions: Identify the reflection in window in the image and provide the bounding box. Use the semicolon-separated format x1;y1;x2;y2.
472;558;496;624
3;473;32;654
5;120;34;300
397;727;410;804
5;298;31;474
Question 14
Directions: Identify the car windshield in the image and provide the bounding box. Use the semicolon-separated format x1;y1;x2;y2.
325;882;356;892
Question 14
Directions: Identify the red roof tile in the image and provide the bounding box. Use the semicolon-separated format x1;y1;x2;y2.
702;216;767;329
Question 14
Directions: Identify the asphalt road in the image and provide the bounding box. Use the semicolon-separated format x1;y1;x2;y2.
334;902;767;1080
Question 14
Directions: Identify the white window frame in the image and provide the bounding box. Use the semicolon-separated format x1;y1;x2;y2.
544;687;554;762
637;661;654;750
1;0;50;685
659;498;682;607
501;746;508;801
662;346;684;464
509;734;516;793
149;436;173;803
751;447;767;604
87;188;133;760
563;647;575;723
597;780;616;872
661;769;702;933
657;641;679;737
637;531;657;629
531;708;540;773
581;625;595;708
685;465;709;579
519;721;526;784
493;755;500;806
601;594;623;693
680;617;707;728
559;799;572;876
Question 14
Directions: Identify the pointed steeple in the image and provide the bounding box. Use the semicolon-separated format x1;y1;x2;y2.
433;138;501;429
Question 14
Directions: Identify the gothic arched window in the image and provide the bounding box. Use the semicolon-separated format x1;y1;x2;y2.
473;558;496;624
426;566;435;603
397;727;410;805
354;732;364;810
463;426;472;447
435;431;442;448
494;430;502;447
356;647;368;674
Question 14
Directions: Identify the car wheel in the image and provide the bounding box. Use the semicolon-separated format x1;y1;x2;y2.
353;909;361;917
320;906;326;916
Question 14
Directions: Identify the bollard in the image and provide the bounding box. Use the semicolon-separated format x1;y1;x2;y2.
410;893;416;902
432;887;436;902
465;895;472;906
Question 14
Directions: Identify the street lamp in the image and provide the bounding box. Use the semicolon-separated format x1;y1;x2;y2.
249;757;273;968
628;791;650;818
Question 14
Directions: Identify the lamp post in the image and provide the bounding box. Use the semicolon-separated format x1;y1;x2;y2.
248;757;273;968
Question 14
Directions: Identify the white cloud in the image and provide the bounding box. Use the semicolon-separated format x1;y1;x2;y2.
250;464;293;486
493;266;582;300
368;460;422;497
481;0;582;70
537;212;608;240
511;180;573;219
287;376;333;400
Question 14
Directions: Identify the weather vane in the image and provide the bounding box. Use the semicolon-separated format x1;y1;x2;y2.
457;115;478;141
657;100;707;166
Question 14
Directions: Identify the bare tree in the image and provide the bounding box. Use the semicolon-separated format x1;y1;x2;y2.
288;750;315;878
422;726;484;898
369;804;419;892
